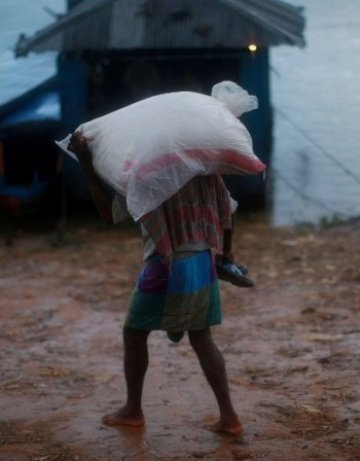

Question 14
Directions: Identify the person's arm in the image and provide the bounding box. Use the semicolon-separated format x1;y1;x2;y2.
222;223;235;263
222;195;238;262
67;132;113;224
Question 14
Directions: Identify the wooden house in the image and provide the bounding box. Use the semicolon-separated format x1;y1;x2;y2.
15;0;305;207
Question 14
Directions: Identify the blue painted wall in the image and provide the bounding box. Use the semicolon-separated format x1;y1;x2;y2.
225;48;272;208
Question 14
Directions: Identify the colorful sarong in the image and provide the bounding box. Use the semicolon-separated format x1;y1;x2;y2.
125;250;221;332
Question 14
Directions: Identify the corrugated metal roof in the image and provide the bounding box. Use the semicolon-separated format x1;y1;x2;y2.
15;0;305;56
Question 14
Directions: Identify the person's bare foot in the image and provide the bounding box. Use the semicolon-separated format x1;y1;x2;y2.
102;407;145;427
209;418;243;435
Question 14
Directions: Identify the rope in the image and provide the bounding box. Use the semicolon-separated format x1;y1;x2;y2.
270;168;348;219
274;107;360;187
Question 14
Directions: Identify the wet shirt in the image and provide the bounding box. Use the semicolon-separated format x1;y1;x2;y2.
112;176;236;261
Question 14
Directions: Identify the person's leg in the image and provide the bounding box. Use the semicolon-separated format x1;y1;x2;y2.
188;328;242;435
102;326;150;427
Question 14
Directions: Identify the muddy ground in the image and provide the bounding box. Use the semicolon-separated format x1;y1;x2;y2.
0;213;359;461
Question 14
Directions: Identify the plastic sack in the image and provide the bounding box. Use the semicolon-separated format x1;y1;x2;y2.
56;86;265;221
211;81;258;117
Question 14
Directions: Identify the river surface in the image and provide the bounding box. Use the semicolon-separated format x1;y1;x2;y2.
1;0;359;226
271;0;360;225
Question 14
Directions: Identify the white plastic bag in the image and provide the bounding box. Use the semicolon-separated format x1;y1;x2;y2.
211;80;259;117
56;84;265;221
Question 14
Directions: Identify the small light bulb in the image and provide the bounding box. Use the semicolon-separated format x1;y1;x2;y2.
248;43;257;52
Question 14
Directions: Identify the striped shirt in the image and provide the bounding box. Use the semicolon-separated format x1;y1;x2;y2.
112;176;236;261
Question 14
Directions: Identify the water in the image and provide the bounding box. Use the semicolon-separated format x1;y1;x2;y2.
0;0;65;105
270;0;360;226
1;0;360;226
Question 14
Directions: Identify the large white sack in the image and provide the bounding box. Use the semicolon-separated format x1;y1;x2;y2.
56;89;265;221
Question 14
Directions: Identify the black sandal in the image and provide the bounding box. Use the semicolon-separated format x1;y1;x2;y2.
216;262;255;288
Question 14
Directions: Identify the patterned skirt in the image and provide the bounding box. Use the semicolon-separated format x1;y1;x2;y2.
125;250;222;332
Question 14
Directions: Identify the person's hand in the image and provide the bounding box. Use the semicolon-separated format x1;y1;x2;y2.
215;251;235;265
223;251;235;264
68;132;92;169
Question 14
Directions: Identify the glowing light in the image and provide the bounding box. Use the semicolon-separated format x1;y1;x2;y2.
248;43;257;52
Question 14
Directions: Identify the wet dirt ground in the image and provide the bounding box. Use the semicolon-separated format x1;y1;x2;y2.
0;214;359;461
